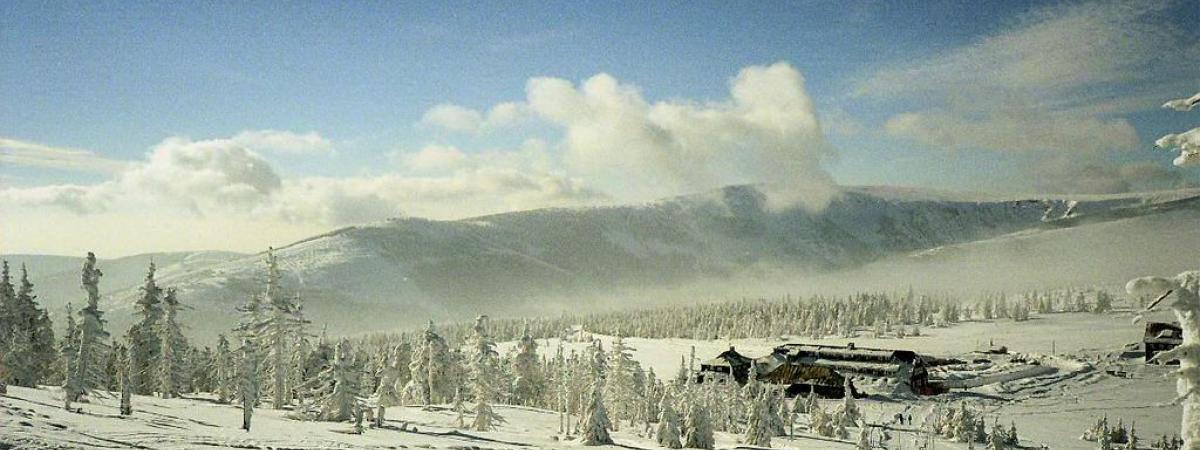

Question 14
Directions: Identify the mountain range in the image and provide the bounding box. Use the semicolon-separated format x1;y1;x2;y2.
6;184;1198;341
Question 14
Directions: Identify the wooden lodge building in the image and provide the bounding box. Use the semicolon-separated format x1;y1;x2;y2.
1144;321;1183;364
699;342;934;396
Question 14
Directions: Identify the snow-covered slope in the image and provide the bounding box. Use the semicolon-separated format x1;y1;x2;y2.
6;185;1199;340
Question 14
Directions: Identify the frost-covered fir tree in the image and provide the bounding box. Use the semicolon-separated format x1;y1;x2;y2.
127;263;163;395
1;264;55;387
453;387;467;429
404;321;451;405
744;390;774;447
580;380;614;446
259;248;310;409
157;288;188;398
300;338;361;422
656;388;683;449
683;394;714;449
64;252;110;410
467;315;502;431
214;334;234;403
372;343;406;427
1126;272;1199;450
238;338;259;431
835;377;862;427
118;345;132;416
858;427;872;450
605;333;639;430
510;323;543;406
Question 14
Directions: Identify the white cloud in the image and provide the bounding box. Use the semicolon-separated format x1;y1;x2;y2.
419;102;530;133
520;61;837;210
2;132;605;231
0;137;130;173
228;130;333;154
859;1;1196;157
420;104;484;133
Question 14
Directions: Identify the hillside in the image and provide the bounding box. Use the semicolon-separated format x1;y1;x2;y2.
5;185;1198;340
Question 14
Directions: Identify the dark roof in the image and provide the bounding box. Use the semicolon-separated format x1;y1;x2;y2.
701;347;753;367
1145;322;1183;344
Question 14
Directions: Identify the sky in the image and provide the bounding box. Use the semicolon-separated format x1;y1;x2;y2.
2;0;1198;256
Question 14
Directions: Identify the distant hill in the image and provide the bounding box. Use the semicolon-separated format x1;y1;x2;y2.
7;185;1198;341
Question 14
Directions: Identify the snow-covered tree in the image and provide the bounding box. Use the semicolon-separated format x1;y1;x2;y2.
117;345;132;416
64;252;110;410
468;315;502;431
580;379;613;446
157;288;188;398
834;377;862;427
259;248;310;410
300;338;361;422
744;390;773;447
404;321;451;405
1;264;55;387
858;427;872;450
127;263;163;395
1126;273;1199;450
605;334;639;430
214;334;235;403
683;394;714;449
238;338;259;431
510;323;543;406
371;343;405;427
656;388;683;448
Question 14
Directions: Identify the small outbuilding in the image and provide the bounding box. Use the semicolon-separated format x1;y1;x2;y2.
1144;321;1183;364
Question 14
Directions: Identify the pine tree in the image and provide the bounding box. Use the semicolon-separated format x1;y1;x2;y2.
858;427;872;450
157;288;188;398
1;264;55;387
64;252;110;410
469;315;502;431
683;393;714;449
605;334;639;430
372;343;405;427
238;338;259;431
127;263;163;395
118;345;132;416
214;334;234;403
744;390;773;447
580;379;613;446
656;389;683;449
259;248;310;409
835;377;862;427
301;338;360;421
510;323;542;406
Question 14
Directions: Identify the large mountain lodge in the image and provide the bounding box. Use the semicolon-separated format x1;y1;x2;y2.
699;342;936;396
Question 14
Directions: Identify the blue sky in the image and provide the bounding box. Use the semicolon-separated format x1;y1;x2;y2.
2;1;1198;255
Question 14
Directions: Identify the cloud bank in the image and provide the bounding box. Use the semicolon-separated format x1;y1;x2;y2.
423;61;838;210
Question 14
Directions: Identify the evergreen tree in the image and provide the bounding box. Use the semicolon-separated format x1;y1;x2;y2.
744;390;773;447
835;377;862;427
127;263;163;395
118;345;132;416
301;338;360;421
656;388;683;449
605;334;639;430
469;315;502;431
157;288;188;398
259;248;310;409
214;334;235;403
580;380;613;446
238;338;259;431
510;323;542;406
372;343;405;427
64;252;110;410
683;394;714;449
1;264;55;387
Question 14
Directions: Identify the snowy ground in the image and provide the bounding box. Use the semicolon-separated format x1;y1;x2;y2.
1;312;1184;449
